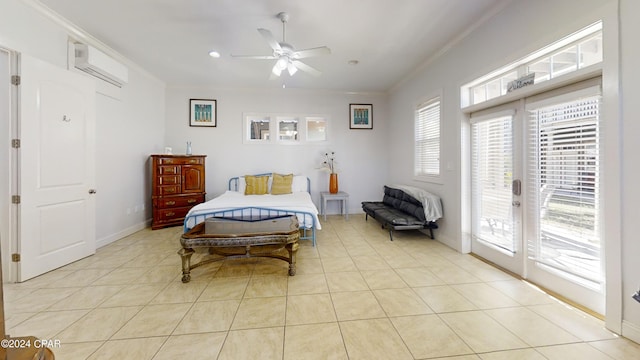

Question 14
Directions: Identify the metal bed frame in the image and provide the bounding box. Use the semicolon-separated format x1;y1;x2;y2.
183;174;317;246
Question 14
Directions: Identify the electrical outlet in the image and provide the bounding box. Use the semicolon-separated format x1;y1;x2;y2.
134;205;139;213
633;290;640;303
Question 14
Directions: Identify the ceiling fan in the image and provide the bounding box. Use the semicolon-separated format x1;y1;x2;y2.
232;12;331;78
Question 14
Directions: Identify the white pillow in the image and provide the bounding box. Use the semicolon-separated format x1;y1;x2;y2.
291;175;308;192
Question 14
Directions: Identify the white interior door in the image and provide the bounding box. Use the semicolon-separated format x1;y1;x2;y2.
16;54;96;281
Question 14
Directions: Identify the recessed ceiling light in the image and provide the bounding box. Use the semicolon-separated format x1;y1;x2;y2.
348;60;359;65
209;51;221;58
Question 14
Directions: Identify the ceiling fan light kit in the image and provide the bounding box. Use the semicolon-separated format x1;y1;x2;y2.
232;11;331;79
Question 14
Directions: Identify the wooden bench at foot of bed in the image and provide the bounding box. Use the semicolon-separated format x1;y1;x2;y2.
179;215;299;282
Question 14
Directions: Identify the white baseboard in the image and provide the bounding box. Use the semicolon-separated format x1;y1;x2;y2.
622;320;640;344
433;233;461;253
96;219;151;248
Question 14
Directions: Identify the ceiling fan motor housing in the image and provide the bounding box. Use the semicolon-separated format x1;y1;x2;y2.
277;12;290;23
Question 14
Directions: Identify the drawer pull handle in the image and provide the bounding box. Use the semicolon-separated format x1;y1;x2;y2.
165;211;175;217
187;199;197;204
166;188;176;193
166;201;176;206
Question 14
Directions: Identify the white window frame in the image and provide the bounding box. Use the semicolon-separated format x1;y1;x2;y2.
461;22;602;108
414;95;442;183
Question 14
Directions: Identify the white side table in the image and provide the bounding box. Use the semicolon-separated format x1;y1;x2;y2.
320;191;349;221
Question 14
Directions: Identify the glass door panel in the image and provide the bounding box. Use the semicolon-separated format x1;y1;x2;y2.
471;109;523;274
525;88;604;313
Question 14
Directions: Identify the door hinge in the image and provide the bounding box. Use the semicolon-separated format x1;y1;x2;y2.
11;75;20;86
11;195;20;204
11;139;21;148
11;253;20;262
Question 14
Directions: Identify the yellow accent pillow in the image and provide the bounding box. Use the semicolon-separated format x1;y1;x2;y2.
244;175;269;195
271;173;293;195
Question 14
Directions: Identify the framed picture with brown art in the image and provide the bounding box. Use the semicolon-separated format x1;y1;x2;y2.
349;103;372;129
190;99;217;127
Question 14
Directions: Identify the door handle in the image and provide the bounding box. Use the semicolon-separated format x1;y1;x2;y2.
512;200;521;207
512;179;521;196
88;189;97;194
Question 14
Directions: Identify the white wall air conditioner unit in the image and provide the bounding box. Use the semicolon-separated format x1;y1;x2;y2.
74;44;129;87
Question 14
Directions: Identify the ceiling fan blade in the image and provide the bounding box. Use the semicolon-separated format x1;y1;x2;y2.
230;54;278;60
291;60;321;77
257;28;282;52
293;46;331;59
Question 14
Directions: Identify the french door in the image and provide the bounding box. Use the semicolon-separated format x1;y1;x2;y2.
470;104;523;274
524;83;603;312
470;79;604;313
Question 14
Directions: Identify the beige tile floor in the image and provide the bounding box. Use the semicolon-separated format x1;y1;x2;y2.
4;214;640;359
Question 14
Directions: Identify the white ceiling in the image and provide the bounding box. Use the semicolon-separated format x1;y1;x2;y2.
38;0;508;92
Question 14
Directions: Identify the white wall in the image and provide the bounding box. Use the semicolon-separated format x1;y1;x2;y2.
388;0;640;342
94;71;166;247
620;0;640;342
164;86;389;213
389;0;617;252
0;0;166;252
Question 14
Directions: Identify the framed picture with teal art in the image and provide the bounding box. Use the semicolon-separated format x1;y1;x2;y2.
189;99;217;127
349;103;372;129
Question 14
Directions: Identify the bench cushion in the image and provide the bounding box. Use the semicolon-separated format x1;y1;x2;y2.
382;186;426;222
373;207;424;226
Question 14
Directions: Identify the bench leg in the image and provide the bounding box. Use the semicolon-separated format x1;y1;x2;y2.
389;229;394;241
178;247;195;283
429;227;434;239
287;242;299;276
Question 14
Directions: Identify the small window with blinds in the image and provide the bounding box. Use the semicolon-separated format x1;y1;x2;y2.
526;86;602;287
414;97;441;180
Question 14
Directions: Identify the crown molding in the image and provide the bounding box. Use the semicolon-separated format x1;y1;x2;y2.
21;0;164;85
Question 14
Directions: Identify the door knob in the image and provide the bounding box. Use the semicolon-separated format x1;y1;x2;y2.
512;200;521;207
88;189;97;194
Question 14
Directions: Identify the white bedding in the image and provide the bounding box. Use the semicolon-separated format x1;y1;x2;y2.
184;190;321;230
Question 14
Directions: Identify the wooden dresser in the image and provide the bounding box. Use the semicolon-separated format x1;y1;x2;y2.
151;154;206;230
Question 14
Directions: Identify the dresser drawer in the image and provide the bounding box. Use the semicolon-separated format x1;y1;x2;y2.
158;185;180;196
155;195;204;209
158;165;180;175
158;175;180;185
156;206;192;221
158;157;204;165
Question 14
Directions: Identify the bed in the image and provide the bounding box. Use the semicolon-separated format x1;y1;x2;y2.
183;173;321;246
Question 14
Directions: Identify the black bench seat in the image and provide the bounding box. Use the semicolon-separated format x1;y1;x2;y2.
362;186;440;240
